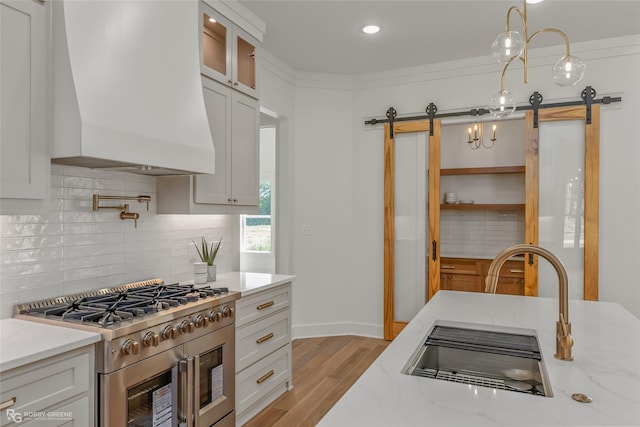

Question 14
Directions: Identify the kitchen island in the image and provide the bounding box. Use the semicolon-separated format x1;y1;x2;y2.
319;291;640;427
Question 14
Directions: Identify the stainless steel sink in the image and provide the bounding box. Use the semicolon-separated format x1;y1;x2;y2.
403;321;553;397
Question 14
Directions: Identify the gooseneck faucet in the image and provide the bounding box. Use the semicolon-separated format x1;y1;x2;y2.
485;244;573;361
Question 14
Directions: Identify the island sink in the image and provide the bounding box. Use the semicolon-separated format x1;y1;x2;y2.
404;321;553;397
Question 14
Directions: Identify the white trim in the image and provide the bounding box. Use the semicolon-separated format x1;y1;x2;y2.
259;34;640;91
292;322;383;340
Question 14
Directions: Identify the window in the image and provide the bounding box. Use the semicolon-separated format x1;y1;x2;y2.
241;179;272;252
240;125;276;272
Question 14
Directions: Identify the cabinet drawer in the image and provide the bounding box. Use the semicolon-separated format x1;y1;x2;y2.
441;258;482;275
441;273;483;293
236;343;291;415
498;259;525;278
496;277;525;296
236;284;291;327
236;309;290;372
0;348;91;427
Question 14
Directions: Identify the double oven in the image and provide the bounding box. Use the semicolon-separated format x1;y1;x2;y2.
15;278;239;427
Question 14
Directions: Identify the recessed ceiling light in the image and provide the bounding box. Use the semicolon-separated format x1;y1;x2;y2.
362;25;381;35
209;17;216;23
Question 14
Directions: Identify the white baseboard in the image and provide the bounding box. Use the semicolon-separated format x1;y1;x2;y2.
292;321;383;340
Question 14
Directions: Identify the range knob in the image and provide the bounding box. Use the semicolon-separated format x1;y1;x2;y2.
179;320;194;334
221;305;234;318
207;310;221;323
142;331;159;347
194;314;208;328
161;325;178;340
121;339;140;355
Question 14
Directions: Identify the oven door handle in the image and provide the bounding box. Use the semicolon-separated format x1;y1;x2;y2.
193;354;201;427
179;357;195;427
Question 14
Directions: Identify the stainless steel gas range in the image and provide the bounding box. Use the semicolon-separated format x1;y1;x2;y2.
14;278;240;427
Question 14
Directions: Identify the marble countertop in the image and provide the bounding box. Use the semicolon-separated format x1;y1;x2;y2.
213;271;295;296
319;291;640;427
0;318;101;372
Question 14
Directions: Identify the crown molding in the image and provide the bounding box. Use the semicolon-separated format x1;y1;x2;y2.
259;34;640;92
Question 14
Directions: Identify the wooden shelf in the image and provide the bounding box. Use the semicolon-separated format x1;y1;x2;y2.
440;203;525;211
440;166;525;176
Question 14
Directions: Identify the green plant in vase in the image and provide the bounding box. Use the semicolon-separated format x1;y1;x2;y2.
193;236;222;281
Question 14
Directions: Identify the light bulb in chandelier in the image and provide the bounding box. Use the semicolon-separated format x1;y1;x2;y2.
491;31;524;63
489;90;517;118
552;55;586;86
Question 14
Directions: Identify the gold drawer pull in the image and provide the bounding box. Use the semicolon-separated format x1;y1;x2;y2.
510;269;525;274
257;301;275;310
0;397;16;411
256;332;274;344
441;265;456;269
256;370;274;384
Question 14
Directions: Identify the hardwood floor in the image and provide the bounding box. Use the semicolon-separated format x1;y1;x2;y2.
243;335;390;427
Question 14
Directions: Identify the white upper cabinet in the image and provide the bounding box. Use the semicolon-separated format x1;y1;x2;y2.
157;2;263;214
194;78;259;206
1;0;49;199
200;1;259;99
157;77;259;214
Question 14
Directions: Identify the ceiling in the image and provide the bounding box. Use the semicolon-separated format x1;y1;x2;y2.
239;1;640;75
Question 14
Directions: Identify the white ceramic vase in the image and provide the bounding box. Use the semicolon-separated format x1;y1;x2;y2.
207;265;217;282
194;262;208;284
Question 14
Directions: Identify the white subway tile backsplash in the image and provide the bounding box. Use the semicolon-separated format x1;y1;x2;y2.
63;232;124;247
63;243;124;259
63;263;125;283
441;210;524;259
63;253;125;270
1;236;65;251
0;248;63;264
62;274;126;295
0;285;65;318
0;167;233;319
1;259;64;278
1;271;64;291
0;223;63;237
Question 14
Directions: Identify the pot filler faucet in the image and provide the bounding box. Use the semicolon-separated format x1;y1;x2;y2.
485;244;573;361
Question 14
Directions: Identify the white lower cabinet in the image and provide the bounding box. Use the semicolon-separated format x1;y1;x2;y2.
235;283;292;426
0;346;95;426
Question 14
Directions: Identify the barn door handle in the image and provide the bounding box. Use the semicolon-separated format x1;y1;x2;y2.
432;240;437;261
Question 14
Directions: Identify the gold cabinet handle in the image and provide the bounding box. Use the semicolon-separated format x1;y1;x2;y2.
510;269;525;274
256;370;274;384
257;301;275;310
0;397;16;411
256;332;274;344
441;265;456;269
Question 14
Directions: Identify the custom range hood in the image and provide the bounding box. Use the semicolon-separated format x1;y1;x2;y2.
52;0;214;175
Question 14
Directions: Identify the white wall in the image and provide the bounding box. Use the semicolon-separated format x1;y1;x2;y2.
259;35;640;339
0;165;233;319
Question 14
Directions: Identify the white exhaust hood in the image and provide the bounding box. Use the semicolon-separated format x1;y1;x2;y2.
52;0;215;175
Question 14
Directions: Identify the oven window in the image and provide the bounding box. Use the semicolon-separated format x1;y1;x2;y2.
127;370;173;427
199;346;224;409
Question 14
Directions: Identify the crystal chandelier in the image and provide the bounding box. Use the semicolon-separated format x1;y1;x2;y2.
489;0;586;118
